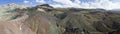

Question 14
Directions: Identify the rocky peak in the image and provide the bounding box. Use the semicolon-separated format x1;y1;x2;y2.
35;4;54;12
36;4;53;8
40;4;50;7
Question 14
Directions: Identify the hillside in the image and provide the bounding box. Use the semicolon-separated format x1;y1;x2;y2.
0;4;120;34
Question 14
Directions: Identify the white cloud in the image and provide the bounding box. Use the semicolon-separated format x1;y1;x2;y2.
52;0;81;8
50;4;64;8
24;0;29;3
36;0;46;3
50;0;120;10
89;0;120;10
74;0;81;4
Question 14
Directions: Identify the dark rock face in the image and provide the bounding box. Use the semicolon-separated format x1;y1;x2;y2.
35;4;54;12
40;4;50;7
36;4;53;8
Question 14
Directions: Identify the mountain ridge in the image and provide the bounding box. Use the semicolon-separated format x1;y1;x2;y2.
0;4;120;34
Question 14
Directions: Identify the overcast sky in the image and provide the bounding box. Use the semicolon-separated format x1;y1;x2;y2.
0;0;120;10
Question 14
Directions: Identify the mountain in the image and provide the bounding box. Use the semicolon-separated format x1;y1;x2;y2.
0;4;120;34
110;9;120;11
0;3;26;12
47;7;120;34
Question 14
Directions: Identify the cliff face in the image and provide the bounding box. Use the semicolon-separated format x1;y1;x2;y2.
0;4;120;34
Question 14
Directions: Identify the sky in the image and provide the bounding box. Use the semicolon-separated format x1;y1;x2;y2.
0;0;120;10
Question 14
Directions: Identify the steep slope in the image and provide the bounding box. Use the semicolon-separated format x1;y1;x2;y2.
49;8;120;34
0;4;61;34
24;7;61;34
